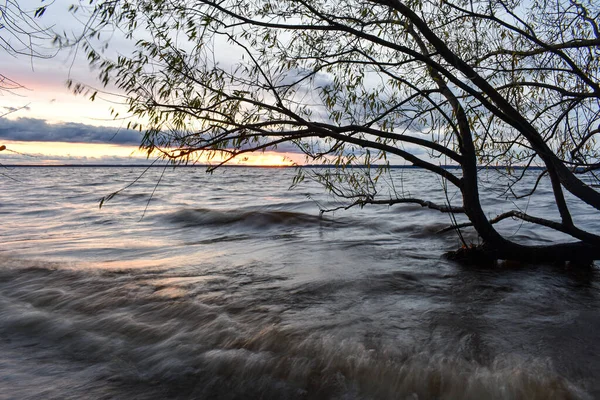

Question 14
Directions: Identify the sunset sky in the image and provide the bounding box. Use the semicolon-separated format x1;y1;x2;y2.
0;0;307;166
0;0;433;167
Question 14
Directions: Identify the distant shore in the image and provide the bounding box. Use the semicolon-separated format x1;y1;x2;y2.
1;164;547;170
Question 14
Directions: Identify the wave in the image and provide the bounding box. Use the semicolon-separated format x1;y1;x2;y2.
0;262;588;400
164;207;337;230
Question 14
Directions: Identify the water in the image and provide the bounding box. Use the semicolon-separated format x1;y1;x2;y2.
0;166;599;399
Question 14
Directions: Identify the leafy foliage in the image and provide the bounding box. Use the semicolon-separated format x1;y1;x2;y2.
75;0;600;261
0;0;54;116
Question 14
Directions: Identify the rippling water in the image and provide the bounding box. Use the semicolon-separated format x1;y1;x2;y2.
1;166;599;399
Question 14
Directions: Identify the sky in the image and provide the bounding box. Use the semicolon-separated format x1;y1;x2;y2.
0;0;435;168
0;0;307;166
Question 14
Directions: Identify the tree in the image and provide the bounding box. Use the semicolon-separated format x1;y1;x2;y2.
0;0;53;116
1;0;53;174
75;0;600;264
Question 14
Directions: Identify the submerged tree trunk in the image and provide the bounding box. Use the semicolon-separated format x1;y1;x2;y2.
446;241;600;266
455;172;600;265
451;167;600;265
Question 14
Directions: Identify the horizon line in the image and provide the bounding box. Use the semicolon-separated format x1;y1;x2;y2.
1;164;546;169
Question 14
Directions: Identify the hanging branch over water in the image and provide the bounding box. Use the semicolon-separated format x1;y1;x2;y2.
0;0;55;94
319;198;465;214
68;0;600;263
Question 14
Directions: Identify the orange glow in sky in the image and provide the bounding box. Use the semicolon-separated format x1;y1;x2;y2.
0;6;310;168
1;71;306;166
0;140;144;164
0;140;304;166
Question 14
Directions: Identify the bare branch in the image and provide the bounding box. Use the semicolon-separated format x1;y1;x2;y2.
321;197;465;214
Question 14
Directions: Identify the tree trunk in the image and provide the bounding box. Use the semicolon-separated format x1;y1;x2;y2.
446;241;599;266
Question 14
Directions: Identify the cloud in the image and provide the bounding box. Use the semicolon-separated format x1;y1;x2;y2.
0;117;314;155
0;117;143;145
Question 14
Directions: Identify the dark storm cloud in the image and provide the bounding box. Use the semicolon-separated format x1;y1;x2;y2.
0;117;143;145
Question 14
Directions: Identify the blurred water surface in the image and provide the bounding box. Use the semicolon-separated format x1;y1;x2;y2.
0;166;599;399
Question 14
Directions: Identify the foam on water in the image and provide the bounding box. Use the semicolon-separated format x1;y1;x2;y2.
0;260;593;400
